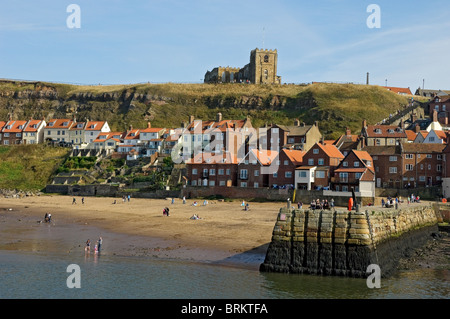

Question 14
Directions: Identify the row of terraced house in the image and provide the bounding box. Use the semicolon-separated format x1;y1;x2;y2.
0;118;179;160
4;111;450;198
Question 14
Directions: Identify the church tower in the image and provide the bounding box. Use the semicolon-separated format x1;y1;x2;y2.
249;48;281;84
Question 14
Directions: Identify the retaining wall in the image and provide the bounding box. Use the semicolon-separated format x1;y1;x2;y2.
260;204;439;277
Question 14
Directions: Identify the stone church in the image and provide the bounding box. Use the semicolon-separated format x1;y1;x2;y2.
204;48;281;85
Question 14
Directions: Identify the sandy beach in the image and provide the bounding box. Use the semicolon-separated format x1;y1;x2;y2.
0;195;287;269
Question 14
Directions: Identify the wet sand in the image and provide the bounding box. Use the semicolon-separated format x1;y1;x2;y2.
0;195;286;269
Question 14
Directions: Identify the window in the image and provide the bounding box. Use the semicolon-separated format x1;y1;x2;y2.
308;159;314;165
191;180;197;186
264;55;269;63
209;181;215;187
285;171;292;178
428;164;431;170
284;160;289;166
429;137;435;142
254;170;260;177
3;133;9;137
3;140;9;145
389;167;397;173
209;169;215;176
316;171;325;179
419;176;426;182
342;186;348;192
355;173;362;179
313;148;319;154
219;181;226;186
405;164;413;171
318;158;324;165
389;156;397;161
426;154;432;158
218;169;224;175
192;169;198;175
273;172;278;178
354;161;359;167
437;164;442;172
240;169;248;179
437;154;442;160
254;182;259;188
240;182;247;188
226;169;231;175
299;171;307;178
405;154;413;159
16;133;21;137
343;161;348;167
288;138;295;144
339;172;348;182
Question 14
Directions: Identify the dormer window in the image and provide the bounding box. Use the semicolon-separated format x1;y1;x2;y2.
63;122;68;126
375;128;382;134
388;129;394;133
48;122;54;127
90;125;95;129
77;124;83;128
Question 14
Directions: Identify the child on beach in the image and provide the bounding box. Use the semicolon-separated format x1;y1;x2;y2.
85;239;91;252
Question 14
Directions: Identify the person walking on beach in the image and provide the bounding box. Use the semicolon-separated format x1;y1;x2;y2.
98;237;102;252
72;197;77;205
82;197;85;205
183;196;186;204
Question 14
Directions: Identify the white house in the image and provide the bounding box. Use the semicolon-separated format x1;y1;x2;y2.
422;129;447;144
22;119;46;144
84;121;111;144
295;166;316;190
45;119;75;142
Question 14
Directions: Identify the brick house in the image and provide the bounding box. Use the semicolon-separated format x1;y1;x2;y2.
0;121;7;145
295;142;344;190
363;144;445;188
268;149;305;188
428;95;450;125
186;151;238;187
331;150;375;195
237;149;278;188
1;120;28;145
400;143;445;188
361;120;408;146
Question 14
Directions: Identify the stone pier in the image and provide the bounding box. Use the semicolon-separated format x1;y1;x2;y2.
260;205;439;277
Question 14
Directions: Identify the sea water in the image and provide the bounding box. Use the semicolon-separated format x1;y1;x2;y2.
0;250;448;299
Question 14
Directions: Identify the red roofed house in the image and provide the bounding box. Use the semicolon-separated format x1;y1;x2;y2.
269;149;305;188
92;132;125;150
238;149;279;188
23;119;46;144
295;142;344;190
117;127;141;155
1;120;28;145
140;122;166;156
361;120;408;146
45;119;75;143
422;129;447;144
331;150;375;196
382;86;412;95
69;121;86;147
0;121;7;145
84;120;110;144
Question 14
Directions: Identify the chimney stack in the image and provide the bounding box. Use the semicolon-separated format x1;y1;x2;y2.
147;122;151;129
294;119;300;126
189;115;195;123
216;112;222;122
362;119;367;129
346;127;351;136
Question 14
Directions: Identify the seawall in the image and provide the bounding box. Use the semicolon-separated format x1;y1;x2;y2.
260;204;439;278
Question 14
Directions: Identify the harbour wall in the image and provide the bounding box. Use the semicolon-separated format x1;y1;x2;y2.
260;204;440;278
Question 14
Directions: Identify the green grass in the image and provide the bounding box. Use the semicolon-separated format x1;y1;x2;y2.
0;80;429;139
0;144;70;191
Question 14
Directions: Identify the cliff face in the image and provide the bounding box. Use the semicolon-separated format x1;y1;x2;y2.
0;79;416;138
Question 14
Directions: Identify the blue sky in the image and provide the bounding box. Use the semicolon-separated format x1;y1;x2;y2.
1;0;449;91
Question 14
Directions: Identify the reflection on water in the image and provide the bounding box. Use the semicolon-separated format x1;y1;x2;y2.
0;250;448;299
